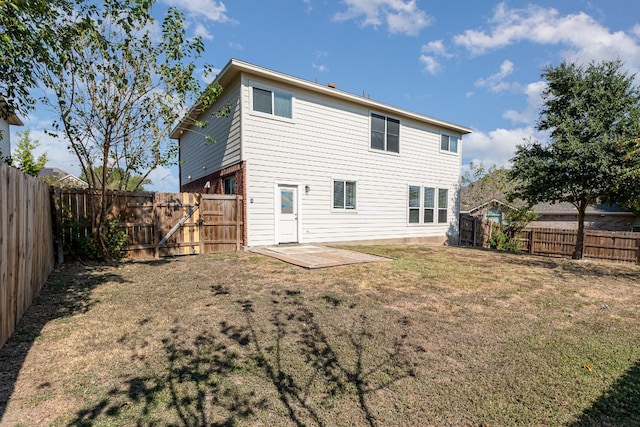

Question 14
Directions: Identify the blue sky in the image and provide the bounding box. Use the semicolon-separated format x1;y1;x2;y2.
14;0;640;192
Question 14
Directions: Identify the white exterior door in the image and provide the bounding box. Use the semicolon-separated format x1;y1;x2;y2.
277;185;298;243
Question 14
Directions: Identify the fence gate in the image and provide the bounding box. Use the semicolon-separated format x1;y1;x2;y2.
198;195;244;254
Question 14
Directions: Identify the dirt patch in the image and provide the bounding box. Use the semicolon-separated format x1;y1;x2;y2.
1;246;639;426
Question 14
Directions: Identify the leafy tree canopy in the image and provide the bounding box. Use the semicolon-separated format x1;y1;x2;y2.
508;59;640;259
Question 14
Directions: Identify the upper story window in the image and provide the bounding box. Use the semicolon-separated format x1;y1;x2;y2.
440;134;458;153
371;113;400;153
252;86;292;119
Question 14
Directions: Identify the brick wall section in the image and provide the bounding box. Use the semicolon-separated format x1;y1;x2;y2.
531;213;634;231
180;161;247;245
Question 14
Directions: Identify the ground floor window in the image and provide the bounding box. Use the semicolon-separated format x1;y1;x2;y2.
408;185;450;224
223;176;236;194
333;180;356;209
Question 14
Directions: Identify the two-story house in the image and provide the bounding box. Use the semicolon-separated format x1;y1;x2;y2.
172;59;472;247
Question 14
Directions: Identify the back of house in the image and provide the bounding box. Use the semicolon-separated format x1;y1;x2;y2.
172;59;472;247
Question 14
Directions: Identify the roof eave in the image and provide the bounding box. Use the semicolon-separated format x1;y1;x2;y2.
170;59;473;139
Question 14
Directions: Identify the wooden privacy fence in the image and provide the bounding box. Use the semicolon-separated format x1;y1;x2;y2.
0;163;54;348
459;215;640;264
53;189;243;259
517;228;640;264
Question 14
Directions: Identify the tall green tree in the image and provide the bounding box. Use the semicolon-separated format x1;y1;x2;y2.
11;129;48;176
41;0;223;258
509;60;640;259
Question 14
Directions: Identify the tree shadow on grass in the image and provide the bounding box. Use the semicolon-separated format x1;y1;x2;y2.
570;360;640;427
69;284;420;426
221;290;419;427
71;326;267;426
0;262;132;421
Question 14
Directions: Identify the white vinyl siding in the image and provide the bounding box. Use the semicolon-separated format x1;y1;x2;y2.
179;77;242;183
241;74;462;246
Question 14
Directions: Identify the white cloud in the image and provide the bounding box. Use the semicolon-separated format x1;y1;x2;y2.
422;40;450;57
463;126;543;168
503;80;546;125
475;59;519;93
193;23;213;40
419;40;451;74
419;55;442;75
313;63;329;72
228;41;243;50
161;0;231;23
454;2;640;70
333;0;431;36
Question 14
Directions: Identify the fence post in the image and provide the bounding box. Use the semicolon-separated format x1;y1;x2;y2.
235;195;241;251
153;192;159;258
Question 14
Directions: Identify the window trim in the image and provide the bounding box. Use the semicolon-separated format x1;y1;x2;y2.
332;179;357;212
440;133;459;154
249;81;294;122
370;112;400;154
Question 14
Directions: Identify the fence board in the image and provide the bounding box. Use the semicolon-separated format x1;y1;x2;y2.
0;163;54;349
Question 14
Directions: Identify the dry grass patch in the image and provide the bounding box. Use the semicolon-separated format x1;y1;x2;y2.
1;246;639;426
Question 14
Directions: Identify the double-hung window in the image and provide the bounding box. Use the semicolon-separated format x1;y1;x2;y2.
371;113;400;153
408;186;449;224
438;189;448;223
408;186;420;223
333;180;356;210
440;134;458;153
252;86;293;119
423;187;435;223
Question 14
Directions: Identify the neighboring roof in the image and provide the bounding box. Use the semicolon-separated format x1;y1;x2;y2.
534;202;633;215
39;167;88;187
171;59;473;140
463;198;517;214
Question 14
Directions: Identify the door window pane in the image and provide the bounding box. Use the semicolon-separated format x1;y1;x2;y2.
281;189;294;214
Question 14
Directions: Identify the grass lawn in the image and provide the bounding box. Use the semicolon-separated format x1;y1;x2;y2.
1;245;640;426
